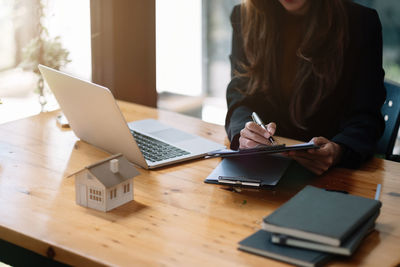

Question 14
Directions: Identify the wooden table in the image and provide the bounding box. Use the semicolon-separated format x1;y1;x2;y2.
0;101;399;266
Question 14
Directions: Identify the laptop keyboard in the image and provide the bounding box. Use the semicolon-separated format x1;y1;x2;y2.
131;130;190;162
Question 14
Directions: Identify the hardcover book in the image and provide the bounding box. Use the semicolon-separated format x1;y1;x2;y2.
271;210;379;255
262;185;381;246
238;230;331;267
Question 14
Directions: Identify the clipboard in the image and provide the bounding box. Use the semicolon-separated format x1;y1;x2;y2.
205;141;318;158
204;154;292;188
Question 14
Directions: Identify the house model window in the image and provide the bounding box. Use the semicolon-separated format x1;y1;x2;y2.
74;153;140;212
110;188;117;199
89;188;102;202
124;183;130;193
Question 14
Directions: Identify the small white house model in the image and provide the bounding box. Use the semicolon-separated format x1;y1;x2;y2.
74;153;140;212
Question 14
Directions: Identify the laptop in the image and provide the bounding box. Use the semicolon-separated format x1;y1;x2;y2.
38;65;225;169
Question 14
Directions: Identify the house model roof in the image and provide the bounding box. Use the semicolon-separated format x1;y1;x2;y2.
77;153;140;188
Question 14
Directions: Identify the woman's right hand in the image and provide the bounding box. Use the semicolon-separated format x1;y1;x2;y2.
239;121;277;149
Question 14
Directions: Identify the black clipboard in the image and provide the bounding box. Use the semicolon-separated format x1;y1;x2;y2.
204;154;292;188
205;141;318;158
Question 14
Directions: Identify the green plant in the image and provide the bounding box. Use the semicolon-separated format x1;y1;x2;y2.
20;36;71;76
19;0;71;110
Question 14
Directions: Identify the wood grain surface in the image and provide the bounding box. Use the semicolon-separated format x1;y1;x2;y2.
0;101;399;266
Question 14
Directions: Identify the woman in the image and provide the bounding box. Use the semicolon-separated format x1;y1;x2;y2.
225;0;386;174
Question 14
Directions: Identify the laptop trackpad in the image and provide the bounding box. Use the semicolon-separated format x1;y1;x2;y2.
150;129;195;143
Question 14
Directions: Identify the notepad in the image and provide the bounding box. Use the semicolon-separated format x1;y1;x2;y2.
204;154;291;188
206;141;318;158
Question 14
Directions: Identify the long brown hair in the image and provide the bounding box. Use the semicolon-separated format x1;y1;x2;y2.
239;0;348;128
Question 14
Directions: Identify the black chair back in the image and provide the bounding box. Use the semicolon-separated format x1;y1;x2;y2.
376;80;400;157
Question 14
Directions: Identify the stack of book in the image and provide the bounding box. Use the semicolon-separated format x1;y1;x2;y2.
238;185;381;267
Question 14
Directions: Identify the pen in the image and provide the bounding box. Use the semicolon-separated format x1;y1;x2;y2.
374;184;381;200
251;112;275;145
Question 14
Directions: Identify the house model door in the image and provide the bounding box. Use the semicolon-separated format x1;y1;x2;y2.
78;184;88;207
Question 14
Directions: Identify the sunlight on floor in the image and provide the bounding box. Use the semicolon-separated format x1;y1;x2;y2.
0;68;58;124
201;97;227;125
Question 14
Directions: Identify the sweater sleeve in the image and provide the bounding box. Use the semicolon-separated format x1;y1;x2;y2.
225;5;253;149
332;9;386;168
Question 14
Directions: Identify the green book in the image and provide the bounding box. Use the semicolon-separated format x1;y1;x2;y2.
238;230;331;267
271;210;379;255
262;185;381;246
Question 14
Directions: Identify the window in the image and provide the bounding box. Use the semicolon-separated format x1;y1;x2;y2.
0;0;91;124
123;183;130;193
156;0;240;125
354;1;400;84
89;188;102;202
109;188;117;199
0;0;15;70
156;0;202;97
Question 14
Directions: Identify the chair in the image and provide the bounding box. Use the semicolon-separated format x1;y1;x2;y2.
376;80;400;162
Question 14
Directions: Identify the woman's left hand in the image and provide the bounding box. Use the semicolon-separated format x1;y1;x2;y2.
284;137;344;175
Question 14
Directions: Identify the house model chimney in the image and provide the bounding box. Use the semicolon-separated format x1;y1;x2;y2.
110;159;119;173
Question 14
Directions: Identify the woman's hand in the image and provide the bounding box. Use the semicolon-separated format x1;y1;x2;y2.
239;121;276;149
284;137;343;175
